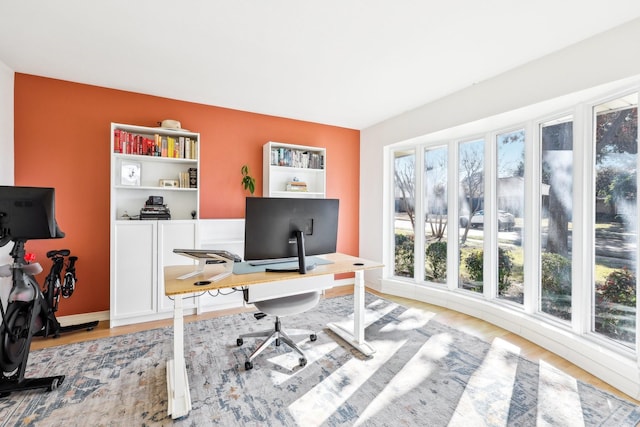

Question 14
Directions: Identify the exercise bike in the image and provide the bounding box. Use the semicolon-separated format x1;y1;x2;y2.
0;185;67;397
0;239;66;396
35;249;98;339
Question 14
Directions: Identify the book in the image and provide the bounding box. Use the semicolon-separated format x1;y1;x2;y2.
286;181;308;191
189;167;197;188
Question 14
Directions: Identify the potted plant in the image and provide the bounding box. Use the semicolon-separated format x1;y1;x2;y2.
241;164;256;196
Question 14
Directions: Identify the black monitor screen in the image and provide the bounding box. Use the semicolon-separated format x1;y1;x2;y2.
244;197;339;268
0;186;64;242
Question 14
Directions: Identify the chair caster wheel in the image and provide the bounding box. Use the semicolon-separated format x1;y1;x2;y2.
310;334;317;341
237;338;243;346
48;377;60;391
245;361;253;370
275;338;280;346
299;358;307;367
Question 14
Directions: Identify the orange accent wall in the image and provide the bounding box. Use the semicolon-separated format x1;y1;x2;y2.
13;74;360;316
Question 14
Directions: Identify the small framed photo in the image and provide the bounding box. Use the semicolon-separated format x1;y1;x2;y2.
120;161;141;186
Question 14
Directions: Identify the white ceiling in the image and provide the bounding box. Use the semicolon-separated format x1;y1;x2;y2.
1;1;640;130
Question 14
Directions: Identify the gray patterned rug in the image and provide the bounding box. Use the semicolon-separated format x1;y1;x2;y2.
1;294;640;426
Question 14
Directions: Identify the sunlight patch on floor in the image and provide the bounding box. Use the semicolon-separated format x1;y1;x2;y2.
449;337;521;426
330;299;400;332
537;359;585;426
269;340;340;385
268;298;399;386
288;307;435;426
354;331;453;426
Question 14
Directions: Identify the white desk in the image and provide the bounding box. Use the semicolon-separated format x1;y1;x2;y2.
163;252;383;419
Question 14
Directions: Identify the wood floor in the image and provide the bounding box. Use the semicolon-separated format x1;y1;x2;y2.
29;286;640;406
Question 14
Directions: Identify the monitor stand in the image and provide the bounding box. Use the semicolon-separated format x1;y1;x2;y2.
265;230;316;274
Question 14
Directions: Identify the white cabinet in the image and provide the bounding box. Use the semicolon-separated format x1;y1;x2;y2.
263;141;326;198
110;220;198;327
196;219;246;313
110;123;200;327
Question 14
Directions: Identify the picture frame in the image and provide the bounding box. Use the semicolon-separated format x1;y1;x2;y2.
159;179;179;188
120;161;141;186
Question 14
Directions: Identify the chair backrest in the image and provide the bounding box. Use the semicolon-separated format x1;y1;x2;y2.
252;291;321;318
244;275;333;304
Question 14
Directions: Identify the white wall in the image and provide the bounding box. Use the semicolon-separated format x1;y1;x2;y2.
0;59;13;186
360;17;640;275
0;59;13;312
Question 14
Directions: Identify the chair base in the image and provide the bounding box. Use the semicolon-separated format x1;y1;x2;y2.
237;317;317;370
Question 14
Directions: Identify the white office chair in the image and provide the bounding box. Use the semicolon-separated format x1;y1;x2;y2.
236;291;320;370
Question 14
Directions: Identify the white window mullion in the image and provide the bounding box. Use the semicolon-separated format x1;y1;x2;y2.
414;147;425;283
572;102;591;336
384;146;394;279
524;122;538;314
448;141;459;290
484;132;498;300
636;90;640;358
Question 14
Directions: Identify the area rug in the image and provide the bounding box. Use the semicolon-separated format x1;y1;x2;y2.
1;294;640;426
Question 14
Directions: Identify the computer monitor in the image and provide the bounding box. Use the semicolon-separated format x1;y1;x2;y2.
0;186;64;246
244;197;339;274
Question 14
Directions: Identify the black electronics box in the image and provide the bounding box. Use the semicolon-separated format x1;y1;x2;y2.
146;196;163;206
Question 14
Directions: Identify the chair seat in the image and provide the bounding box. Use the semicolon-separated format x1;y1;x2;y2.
253;291;320;317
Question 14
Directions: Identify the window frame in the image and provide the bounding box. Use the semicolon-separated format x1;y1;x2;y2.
385;84;640;357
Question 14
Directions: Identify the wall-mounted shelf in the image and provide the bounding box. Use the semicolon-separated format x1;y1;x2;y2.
263;141;326;199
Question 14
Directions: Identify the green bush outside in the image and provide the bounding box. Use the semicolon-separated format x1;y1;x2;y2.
540;252;571;320
394;233;414;277
425;241;447;282
595;267;636;343
600;267;636;306
464;247;513;293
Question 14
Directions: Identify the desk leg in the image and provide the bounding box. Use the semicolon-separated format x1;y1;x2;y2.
327;270;376;357
166;295;192;419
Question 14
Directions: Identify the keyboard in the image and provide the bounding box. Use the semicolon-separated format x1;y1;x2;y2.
248;257;298;266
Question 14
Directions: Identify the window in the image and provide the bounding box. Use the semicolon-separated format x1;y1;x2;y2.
424;146;448;283
386;84;640;361
592;93;638;348
496;129;525;304
540;116;573;321
393;149;416;278
458;139;485;293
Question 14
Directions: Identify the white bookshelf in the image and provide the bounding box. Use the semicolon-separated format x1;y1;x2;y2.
263;141;326;198
109;122;201;326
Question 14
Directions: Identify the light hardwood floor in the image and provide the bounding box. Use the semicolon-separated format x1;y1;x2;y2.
29;286;640;406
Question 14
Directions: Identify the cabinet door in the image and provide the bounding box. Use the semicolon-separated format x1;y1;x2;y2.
196;219;245;313
112;221;157;320
158;221;198;312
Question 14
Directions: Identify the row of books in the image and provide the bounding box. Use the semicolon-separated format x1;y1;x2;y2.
270;147;324;170
179;168;198;189
113;129;197;159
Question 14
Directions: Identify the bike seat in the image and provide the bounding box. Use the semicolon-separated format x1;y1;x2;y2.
46;249;70;259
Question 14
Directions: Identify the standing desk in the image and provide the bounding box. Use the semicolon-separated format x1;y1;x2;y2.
163;252;383;419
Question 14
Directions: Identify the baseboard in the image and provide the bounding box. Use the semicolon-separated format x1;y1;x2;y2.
57;310;109;327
